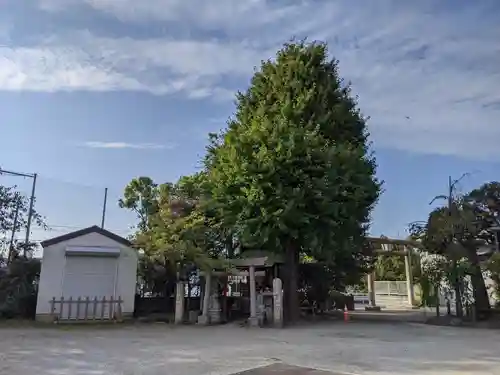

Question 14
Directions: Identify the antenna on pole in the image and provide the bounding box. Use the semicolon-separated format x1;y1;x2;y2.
101;188;108;229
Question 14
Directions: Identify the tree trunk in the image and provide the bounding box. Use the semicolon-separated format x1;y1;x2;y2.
283;240;300;324
225;234;234;259
435;285;440;317
465;246;490;318
454;283;462;317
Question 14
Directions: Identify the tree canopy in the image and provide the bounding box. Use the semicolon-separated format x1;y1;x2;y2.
206;41;381;321
410;180;500;316
0;185;45;259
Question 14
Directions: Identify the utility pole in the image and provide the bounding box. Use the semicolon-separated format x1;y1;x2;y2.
0;167;37;256
24;173;37;255
7;201;20;264
101;187;108;229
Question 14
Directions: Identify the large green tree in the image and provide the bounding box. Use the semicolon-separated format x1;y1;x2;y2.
207;41;381;322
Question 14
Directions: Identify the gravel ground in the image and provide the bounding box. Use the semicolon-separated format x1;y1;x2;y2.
0;321;499;375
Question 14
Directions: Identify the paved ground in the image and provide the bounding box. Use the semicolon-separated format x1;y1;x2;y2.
0;321;499;375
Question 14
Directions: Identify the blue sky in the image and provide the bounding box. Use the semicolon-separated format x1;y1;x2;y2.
0;0;499;244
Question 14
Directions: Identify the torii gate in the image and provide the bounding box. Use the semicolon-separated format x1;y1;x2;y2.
365;236;422;310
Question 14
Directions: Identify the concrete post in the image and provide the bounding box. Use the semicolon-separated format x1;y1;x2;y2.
365;272;380;311
404;247;415;307
257;293;265;326
272;278;283;328
174;281;185;324
248;265;258;326
198;274;211;325
208;293;221;324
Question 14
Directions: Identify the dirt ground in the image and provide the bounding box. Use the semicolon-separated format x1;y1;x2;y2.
0;321;499;375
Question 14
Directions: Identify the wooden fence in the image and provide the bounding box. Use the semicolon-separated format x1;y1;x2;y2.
50;296;123;322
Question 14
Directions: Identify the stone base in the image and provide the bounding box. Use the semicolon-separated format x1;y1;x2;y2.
188;310;199;323
197;315;210;325
209;310;222;324
35;314;57;323
248;316;260;327
365;305;382;311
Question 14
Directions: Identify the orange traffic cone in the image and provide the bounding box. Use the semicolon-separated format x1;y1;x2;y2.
343;306;350;322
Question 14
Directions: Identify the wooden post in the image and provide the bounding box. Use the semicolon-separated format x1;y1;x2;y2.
117;296;123;322
67;297;73;320
101;296;106;319
84;297;90;321
59;296;64;320
50;297;56;320
92;297;98;320
109;296;114;320
76;297;81;320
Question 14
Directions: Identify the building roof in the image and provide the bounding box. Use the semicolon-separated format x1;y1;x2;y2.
40;225;133;248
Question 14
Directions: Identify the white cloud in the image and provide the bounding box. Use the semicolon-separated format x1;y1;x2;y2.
1;0;499;159
83;141;171;149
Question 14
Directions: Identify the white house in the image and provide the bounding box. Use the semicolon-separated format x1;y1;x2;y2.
36;226;138;322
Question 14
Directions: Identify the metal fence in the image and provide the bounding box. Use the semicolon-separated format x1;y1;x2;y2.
374;281;408;296
50;296;123;322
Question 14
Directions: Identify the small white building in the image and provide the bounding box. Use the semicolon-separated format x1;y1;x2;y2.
36;226;138;322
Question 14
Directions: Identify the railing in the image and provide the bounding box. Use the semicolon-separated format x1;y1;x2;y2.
374;281;408;296
50;296;123;322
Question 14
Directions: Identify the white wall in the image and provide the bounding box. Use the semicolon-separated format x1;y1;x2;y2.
36;232;138;317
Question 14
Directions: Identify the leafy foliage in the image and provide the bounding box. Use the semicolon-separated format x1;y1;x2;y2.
419;252;472;312
0;185;45;235
118;177;162;231
485;252;500;304
206;41;381;321
0;251;40;319
120;173;227;296
466;181;500;247
409;180;500;316
0;184;46;262
374;254;421;282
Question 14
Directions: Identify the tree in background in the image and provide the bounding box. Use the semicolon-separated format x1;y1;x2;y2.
374;253;421;282
118;177;163;232
466;181;500;249
0;185;45;259
0;184;45;318
486;252;500;305
207;41;381;323
410;182;500;317
120;173;226;300
0;253;41;318
467;182;500;307
135;173;225;274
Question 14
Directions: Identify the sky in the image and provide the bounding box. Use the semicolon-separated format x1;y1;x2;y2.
0;0;499;244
